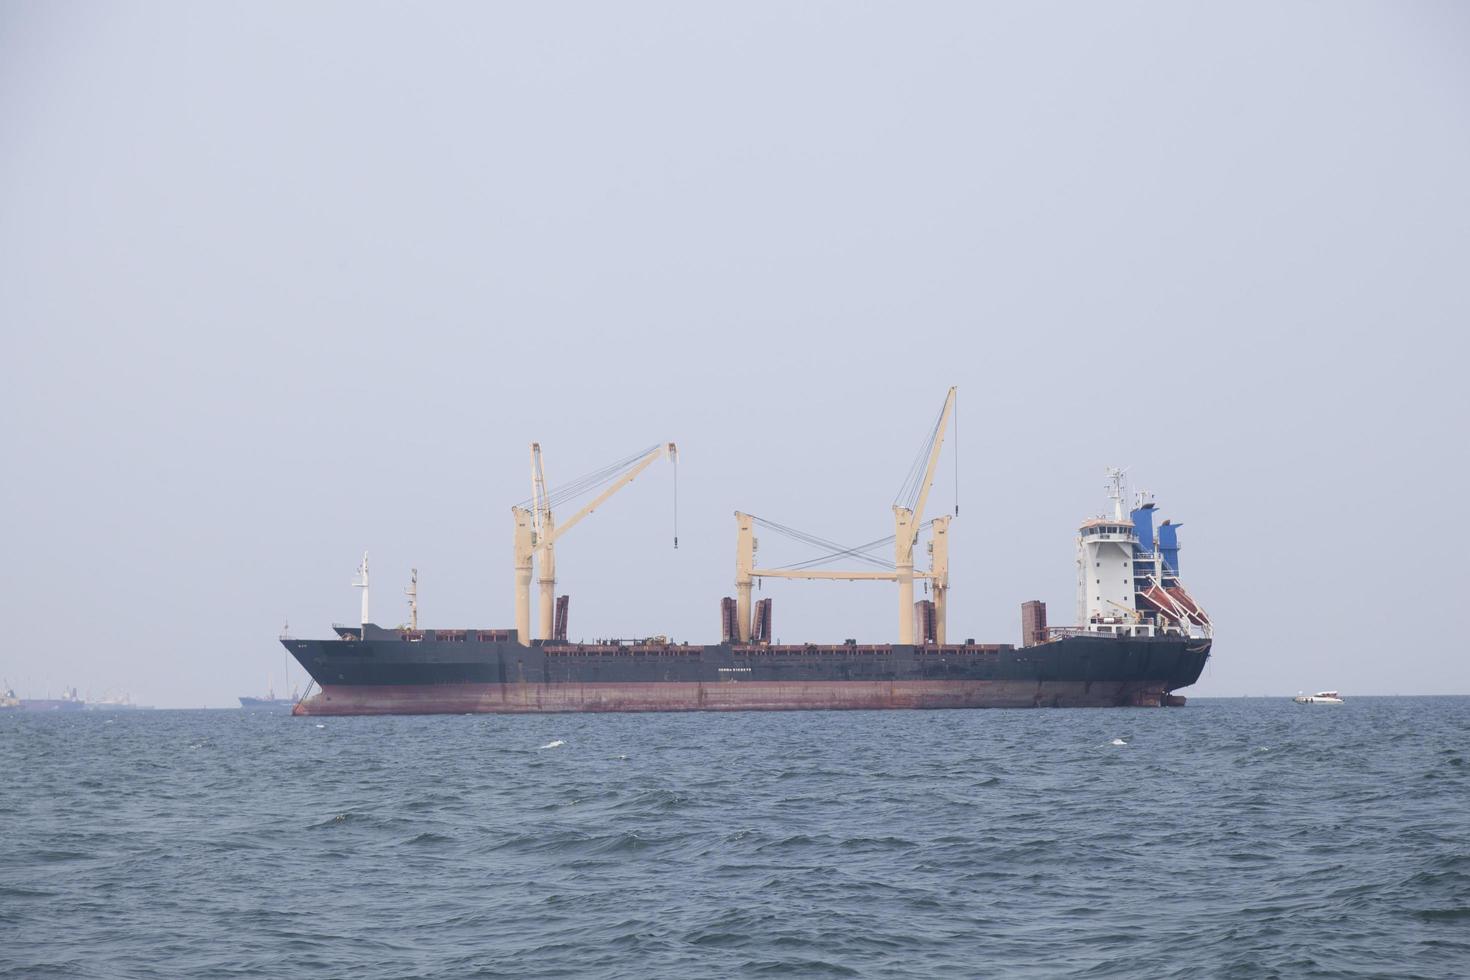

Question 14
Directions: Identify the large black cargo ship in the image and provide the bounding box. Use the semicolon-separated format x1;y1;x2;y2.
286;394;1213;715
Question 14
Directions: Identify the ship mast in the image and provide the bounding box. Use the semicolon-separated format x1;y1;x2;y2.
405;568;419;631
280;618;293;698
1105;467;1128;521
353;551;370;630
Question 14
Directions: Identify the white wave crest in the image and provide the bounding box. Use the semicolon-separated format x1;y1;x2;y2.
540;739;566;750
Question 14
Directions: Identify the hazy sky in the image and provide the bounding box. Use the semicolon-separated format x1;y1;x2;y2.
2;2;1467;706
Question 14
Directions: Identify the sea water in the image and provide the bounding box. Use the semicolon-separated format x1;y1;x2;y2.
3;698;1468;978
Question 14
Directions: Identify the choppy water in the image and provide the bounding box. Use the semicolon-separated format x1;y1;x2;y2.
3;698;1468;978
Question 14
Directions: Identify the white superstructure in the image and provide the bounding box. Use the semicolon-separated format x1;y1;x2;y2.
1076;469;1145;633
1076;517;1142;630
1074;468;1211;639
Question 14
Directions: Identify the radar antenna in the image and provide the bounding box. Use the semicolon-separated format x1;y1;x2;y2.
1104;467;1130;521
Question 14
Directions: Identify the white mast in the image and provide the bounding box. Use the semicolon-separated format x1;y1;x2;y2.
1104;467;1129;521
353;551;370;628
281;618;292;698
405;568;419;631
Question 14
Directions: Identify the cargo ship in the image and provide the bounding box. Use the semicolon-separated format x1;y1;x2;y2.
17;687;87;712
87;693;151;711
287;391;1211;715
239;693;298;711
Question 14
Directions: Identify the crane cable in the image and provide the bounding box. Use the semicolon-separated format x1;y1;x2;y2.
749;515;894;570
772;519;940;571
893;399;948;512
748;514;937;572
514;443;662;511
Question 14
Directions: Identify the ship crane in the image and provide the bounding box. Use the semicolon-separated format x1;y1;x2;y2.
736;387;957;645
511;441;677;646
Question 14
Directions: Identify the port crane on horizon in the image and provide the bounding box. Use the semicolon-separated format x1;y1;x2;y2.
735;386;957;646
513;441;677;647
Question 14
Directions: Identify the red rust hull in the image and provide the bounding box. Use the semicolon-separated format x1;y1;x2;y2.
294;679;1176;715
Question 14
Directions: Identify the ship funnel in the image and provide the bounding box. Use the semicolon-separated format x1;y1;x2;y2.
1157;522;1182;574
1130;500;1156;554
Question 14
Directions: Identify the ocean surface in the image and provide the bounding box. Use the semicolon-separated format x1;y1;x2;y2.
3;698;1468;979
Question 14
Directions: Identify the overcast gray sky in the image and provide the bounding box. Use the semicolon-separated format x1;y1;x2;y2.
2;2;1466;706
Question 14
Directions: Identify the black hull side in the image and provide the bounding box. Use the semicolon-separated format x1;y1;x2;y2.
285;631;1210;715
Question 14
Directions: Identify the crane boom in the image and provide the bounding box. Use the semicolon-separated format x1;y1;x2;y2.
530;443;557;641
894;387;956;644
513;441;677;645
904;386;957;541
732;388;958;645
530;443;550;542
538;443;675;552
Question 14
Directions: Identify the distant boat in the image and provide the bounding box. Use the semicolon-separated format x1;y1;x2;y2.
239;696;296;710
1293;690;1344;704
0;686;19;710
87;693;151;711
240;624;302;711
239;689;299;712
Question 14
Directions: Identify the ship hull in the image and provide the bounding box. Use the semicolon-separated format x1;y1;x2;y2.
297;678;1189;715
238;697;296;712
287;630;1210;716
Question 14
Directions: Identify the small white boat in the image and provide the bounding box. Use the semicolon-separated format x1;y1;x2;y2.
1293;690;1344;704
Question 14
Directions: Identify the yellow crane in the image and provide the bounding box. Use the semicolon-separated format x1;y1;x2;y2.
735;387;957;645
511;442;677;646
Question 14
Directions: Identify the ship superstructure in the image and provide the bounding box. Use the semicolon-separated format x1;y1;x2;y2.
1074;469;1212;640
283;392;1213;715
